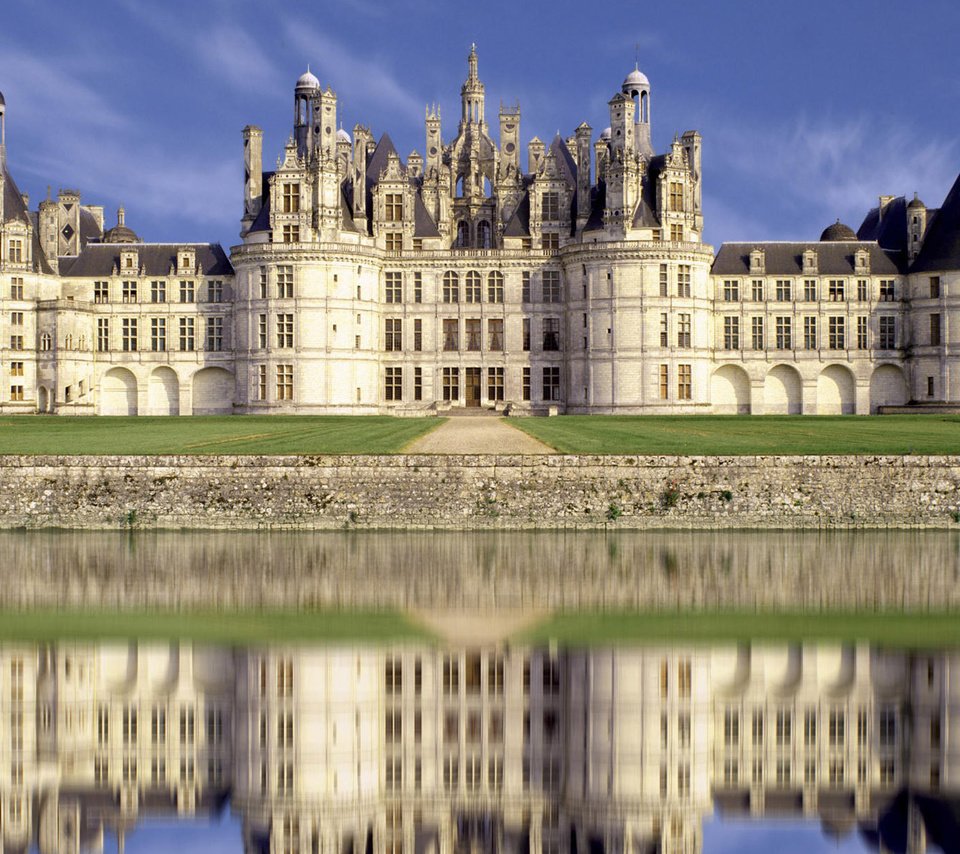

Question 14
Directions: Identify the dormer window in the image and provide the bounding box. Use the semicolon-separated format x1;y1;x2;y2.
802;249;818;274
749;249;765;274
385;193;403;222
282;183;301;214
669;182;683;212
178;249;196;273
121;251;138;271
855;249;870;274
542;192;560;221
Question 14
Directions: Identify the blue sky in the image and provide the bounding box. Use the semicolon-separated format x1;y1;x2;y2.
2;0;959;252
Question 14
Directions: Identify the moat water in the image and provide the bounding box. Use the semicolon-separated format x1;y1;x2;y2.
1;530;956;852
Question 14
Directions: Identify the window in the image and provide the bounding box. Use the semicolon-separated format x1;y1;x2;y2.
412;318;422;352
282;224;300;243
276;314;294;348
465;318;481;351
828;279;845;301
752;710;764;746
829;709;845;746
277;266;293;298
879;316;896;349
804;279;817;301
723;316;740;350
259;268;268;299
385;318;402;351
857;316;868;349
751;279;764;301
522;271;531;302
413;271;422;303
776;710;792;746
208;280;223;303
385;231;402;251
751;317;764;350
122;281;137;303
659;264;669;297
487;367;504;402
542;191;560;220
258;314;268;349
677;265;691;297
384;367;402;401
928;376;935;397
10;362;23;378
543;317;560;351
121;318;138;352
542;232;559;252
9;311;22;326
857;279;869;301
413;367;422;401
488;318;503;351
276;365;293;401
659;364;669;400
775;317;792;349
660;313;668;347
206;316;223;352
442;367;459;402
804;709;817;747
522;317;531;351
678;764;691;798
385;271;402;303
179;707;195;745
179;317;195;351
879;280;895;301
255;365;267;401
522;367;530;401
97;319;109;352
385;193;403;221
803;316;817;349
723;280;739;301
9;385;23;402
179;280;195;303
930;276;941;298
669;181;683;212
543;366;560;401
282;183;300;213
150;280;166;303
442;319;458;351
776;280;792;301
442;271;459;303
678;364;692;400
879;708;897;746
8;239;24;263
724;708;741;746
677;314;691;348
542;270;561;303
930;313;942;346
828;316;845;349
151;318;167;352
10;278;24;300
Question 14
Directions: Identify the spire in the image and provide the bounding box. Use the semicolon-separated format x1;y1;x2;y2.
117;206;125;227
467;43;479;83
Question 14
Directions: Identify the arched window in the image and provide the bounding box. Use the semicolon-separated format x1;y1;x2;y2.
477;220;492;248
40;333;52;352
487;271;504;303
442;271;459;303
465;271;481;303
456;221;470;248
455;176;465;198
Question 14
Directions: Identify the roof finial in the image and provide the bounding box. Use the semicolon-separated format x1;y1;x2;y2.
118;206;125;227
635;42;640;70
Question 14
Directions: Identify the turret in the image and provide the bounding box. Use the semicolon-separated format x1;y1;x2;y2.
528;137;545;174
314;86;338;162
575;122;592;228
908;193;927;261
498;105;520;179
460;43;485;129
352;125;373;225
622;64;652;158
241;125;263;235
425;105;442;175
294;67;320;157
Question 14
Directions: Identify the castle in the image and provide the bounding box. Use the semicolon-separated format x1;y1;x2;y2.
0;47;958;416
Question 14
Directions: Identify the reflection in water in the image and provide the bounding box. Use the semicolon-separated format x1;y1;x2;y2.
0;641;957;853
0;530;958;610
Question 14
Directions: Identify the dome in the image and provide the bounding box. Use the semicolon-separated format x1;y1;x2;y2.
336;127;351;143
600;126;612;140
907;193;926;210
295;67;320;92
102;225;140;244
820;220;858;242
623;67;649;90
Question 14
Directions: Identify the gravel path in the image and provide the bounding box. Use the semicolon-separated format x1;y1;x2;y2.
404;417;556;455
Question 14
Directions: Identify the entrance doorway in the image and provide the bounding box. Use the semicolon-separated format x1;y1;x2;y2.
465;367;482;407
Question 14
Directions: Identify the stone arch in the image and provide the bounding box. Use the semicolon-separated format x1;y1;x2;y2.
869;364;909;412
192;367;234;415
710;365;751;414
99;368;138;416
148;367;180;416
817;364;856;415
763;364;802;415
37;386;50;414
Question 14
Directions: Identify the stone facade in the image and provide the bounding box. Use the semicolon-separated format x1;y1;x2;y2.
2;51;960;415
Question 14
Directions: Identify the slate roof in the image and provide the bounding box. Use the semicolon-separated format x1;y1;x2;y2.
503;192;531;237
366;133;401;184
58;243;233;277
413;192;440;237
635;154;663;228
712;242;904;276
2;162;30;226
247;171;274;233
79;207;103;246
911;171;960;272
583;181;606;231
548;134;578;187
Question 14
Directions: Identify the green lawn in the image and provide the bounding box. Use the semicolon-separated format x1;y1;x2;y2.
520;611;960;648
0;610;431;644
512;415;960;455
0;415;442;455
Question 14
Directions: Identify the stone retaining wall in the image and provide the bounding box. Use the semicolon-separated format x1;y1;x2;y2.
0;455;958;530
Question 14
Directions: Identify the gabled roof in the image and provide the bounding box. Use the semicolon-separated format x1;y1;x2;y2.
912;171;960;272
503;192;531;237
712;242;904;276
58;243;233;277
583;181;606;231
248;171;274;233
2;163;30;226
413;193;440;237
548;134;577;188
366;133;402;184
79;208;103;247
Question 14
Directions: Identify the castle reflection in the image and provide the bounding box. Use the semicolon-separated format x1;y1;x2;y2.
0;641;956;853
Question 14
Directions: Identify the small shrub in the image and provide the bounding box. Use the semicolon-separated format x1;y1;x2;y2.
661;480;681;509
951;510;960;524
606;502;623;522
720;489;733;503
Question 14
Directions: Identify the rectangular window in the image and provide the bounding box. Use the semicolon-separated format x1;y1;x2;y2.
442;272;459;303
488;318;503;351
385;231;402;251
277;266;293;299
542;366;560;401
751;279;764;301
857;316;868;349
879;280;895;301
804;279;818;301
258;314;267;349
9;385;23;402
150;280;166;303
412;318;422;352
678;364;692;400
659;364;669;400
669;181;683;212
776;710;792;746
752;710;764;746
259;268;268;299
541;192;560;220
879;708;897;746
775;316;792;349
659;264;669;297
677;265;691;297
724;708;741;746
276;365;293;401
443;319;458;351
121;318;138;352
206;316;223;352
8;239;24;263
723;280;739;301
385;318;402;351
487;367;504;402
829;709;845;747
677;313;691;348
151;318;167;352
776;279;792;301
9;311;22;325
178;317;195;351
723;316;740;350
879;316;896;349
751;316;764;350
256;365;267;401
522;317;531;352
522;367;531;401
282;183;300;213
828;316;846;349
208;280;223;303
930;276;941;298
413;271;422;303
828;279;845;301
8;334;22;351
542;317;560;351
413;367;422;401
179;280;195;303
384;271;402;303
385;193;403;221
442;367;459;402
465;318;481;351
522;271;531;302
10;277;24;300
930;313;942;346
542;232;559;252
542;270;561;303
660;313;668;347
276;314;294;348
282;224;300;243
122;280;137;303
803;316;818;350
10;362;23;377
97;318;109;352
384;367;402;401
